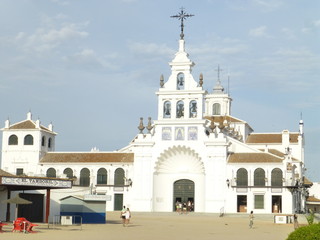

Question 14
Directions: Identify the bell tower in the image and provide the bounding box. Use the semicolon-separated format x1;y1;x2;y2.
204;66;232;116
156;9;206;121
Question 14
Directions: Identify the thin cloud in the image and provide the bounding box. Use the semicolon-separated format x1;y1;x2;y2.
253;0;283;10
249;26;269;37
63;48;119;71
281;28;295;39
14;22;88;54
301;19;320;34
51;0;69;6
190;44;247;56
128;41;174;57
313;19;320;27
40;25;88;43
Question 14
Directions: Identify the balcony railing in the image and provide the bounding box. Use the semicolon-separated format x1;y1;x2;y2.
230;179;298;188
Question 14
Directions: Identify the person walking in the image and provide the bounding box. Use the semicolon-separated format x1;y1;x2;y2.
293;214;299;229
249;211;254;229
125;208;131;227
120;206;126;226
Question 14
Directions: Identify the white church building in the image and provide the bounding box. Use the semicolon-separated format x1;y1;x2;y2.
0;22;310;221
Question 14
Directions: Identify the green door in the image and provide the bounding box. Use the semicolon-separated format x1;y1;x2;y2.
114;194;123;211
173;179;195;211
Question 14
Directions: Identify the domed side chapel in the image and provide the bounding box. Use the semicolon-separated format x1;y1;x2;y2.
0;10;310;221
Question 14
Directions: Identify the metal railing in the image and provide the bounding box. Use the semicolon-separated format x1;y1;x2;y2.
219;207;224;217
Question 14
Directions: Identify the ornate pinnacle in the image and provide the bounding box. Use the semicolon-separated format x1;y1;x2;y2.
138;117;145;134
209;121;216;132
199;73;203;87
146;117;153;133
160;74;164;88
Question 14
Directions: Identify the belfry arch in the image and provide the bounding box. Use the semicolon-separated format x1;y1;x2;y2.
153;145;205;212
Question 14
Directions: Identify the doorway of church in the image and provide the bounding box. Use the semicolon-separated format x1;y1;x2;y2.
237;195;247;212
272;196;282;213
173;179;194;212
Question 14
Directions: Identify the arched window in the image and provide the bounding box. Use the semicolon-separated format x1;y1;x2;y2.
189;100;197;118
63;168;73;179
212;103;221;115
236;168;248;186
48;138;52;148
24;135;33;145
114;168;125;186
254;168;265;186
46;168;56;178
8;135;18;145
80;168;90;186
176;101;184;118
41;136;46;147
271;168;283;187
97;168;108;185
163;101;171;118
177;73;185;90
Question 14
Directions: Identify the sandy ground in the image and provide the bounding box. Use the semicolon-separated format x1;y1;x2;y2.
1;212;296;240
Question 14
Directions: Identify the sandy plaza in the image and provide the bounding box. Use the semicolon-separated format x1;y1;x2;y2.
1;212;296;240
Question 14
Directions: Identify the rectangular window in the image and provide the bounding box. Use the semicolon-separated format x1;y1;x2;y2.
254;195;264;209
16;168;24;175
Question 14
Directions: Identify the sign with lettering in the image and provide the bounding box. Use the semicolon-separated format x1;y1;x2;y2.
84;194;111;201
1;177;72;188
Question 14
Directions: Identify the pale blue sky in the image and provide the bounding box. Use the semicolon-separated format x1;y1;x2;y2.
0;0;319;181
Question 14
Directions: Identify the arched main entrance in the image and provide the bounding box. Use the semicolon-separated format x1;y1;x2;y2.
173;179;194;211
153;145;205;212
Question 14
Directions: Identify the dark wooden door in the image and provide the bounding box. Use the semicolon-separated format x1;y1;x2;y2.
18;193;44;222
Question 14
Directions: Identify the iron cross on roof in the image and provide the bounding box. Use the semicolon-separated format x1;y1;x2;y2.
215;65;223;82
171;8;194;40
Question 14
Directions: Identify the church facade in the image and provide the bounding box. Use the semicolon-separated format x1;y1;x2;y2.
0;33;309;220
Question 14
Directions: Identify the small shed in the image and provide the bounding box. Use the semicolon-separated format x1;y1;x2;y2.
60;195;106;224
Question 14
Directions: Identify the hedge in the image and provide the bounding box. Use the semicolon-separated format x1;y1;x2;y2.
286;223;320;240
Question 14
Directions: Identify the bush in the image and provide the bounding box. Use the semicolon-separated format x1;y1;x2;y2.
286;223;320;240
306;213;315;225
306;209;315;225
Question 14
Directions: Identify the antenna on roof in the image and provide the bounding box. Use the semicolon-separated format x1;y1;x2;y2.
299;112;304;135
227;68;230;95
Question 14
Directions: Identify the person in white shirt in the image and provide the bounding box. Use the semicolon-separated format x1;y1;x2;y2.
125;208;131;227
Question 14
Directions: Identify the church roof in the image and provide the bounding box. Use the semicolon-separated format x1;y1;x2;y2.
228;152;283;163
205;115;246;124
246;133;299;144
7;120;53;132
264;149;284;158
307;196;320;203
40;152;134;163
303;177;313;186
258;149;300;162
0;169;15;177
